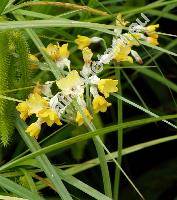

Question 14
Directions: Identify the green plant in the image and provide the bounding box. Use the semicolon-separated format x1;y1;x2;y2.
0;1;177;200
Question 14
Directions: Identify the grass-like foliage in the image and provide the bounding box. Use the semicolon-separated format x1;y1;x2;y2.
0;0;177;200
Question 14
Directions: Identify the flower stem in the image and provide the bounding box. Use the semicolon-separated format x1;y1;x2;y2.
74;101;112;198
114;69;123;200
92;131;112;198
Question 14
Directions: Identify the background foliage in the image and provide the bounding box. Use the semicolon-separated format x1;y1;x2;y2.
0;0;177;199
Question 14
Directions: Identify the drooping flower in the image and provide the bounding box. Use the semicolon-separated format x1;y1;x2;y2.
145;24;159;46
114;14;129;35
75;108;93;126
26;120;42;139
16;101;29;120
123;33;142;46
113;44;133;63
92;95;111;113
56;70;84;96
75;35;102;50
38;108;62;126
116;13;129;27
146;37;159;46
28;54;39;69
145;24;159;36
45;43;70;70
82;47;93;64
75;35;91;50
45;43;60;61
27;93;48;116
98;79;118;98
81;47;94;77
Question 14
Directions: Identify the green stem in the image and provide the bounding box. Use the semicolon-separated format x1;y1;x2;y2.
74;101;112;198
93;134;112;198
114;69;123;200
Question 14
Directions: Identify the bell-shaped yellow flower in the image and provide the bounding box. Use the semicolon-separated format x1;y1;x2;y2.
16;101;29;120
124;33;141;46
56;70;84;96
82;47;93;63
27;93;49;116
26;121;41;139
93;95;111;113
38;108;62;126
45;43;69;61
146;24;159;33
75;35;91;50
116;13;129;27
45;43;60;61
58;43;70;59
98;79;118;98
75;108;93;126
145;24;159;46
146;37;159;46
28;54;39;69
113;44;133;63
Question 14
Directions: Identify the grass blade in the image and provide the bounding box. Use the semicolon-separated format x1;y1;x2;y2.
114;69;123;200
1;113;177;172
16;118;73;200
0;176;43;200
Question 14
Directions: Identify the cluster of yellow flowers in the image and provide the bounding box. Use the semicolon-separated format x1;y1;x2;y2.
17;15;159;139
16;92;62;138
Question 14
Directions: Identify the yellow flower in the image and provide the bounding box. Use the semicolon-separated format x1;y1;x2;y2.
75;108;93;126
82;47;93;63
146;24;159;33
16;101;29;120
45;43;69;61
38;108;62;126
98;79;118;98
45;43;59;61
56;70;84;96
58;43;70;59
116;13;129;27
93;96;111;113
27;93;49;116
75;35;91;50
145;24;159;46
113;44;133;63
124;33;141;46
28;54;39;69
146;37;159;46
26;121;41;139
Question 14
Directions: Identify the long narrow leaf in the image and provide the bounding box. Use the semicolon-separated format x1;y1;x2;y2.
0;176;43;200
0;114;177;172
16;119;73;200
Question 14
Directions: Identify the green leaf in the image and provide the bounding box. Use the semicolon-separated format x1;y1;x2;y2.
16;119;73;200
134;68;177;93
0;176;43;200
1;113;177;172
66;134;177;175
16;119;112;200
140;41;177;57
0;0;9;15
71;126;88;161
0;18;116;33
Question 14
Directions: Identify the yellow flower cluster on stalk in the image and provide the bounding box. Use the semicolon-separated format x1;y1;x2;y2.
16;92;62;138
16;14;160;139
